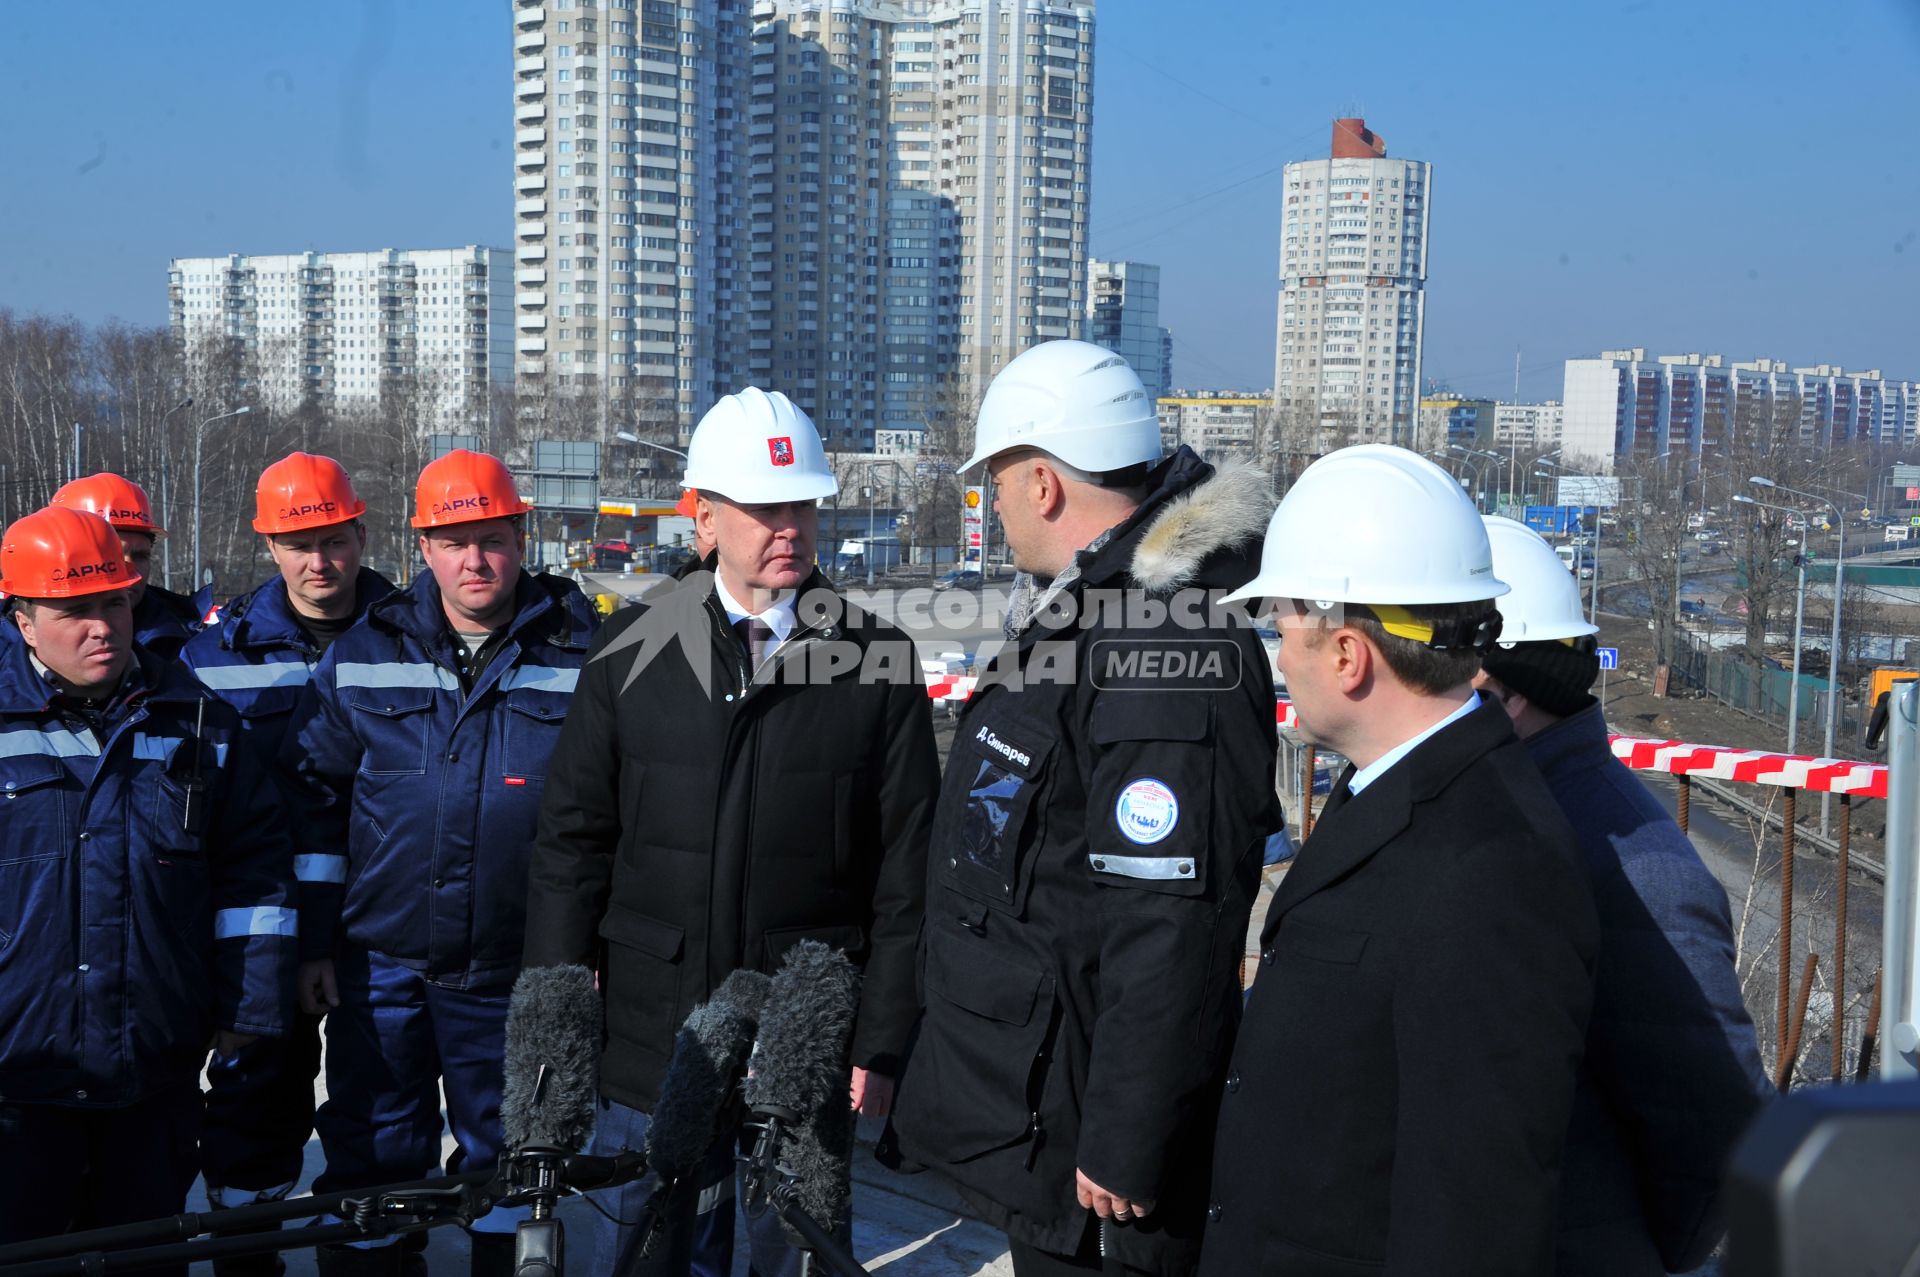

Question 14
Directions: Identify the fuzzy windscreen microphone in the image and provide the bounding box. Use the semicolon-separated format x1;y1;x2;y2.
644;968;772;1183
743;940;863;1238
501;964;604;1155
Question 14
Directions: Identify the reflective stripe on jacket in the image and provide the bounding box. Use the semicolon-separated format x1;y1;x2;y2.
0;641;298;1106
284;570;599;986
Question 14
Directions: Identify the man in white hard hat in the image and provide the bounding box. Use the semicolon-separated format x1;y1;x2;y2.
523;387;938;1276
888;340;1282;1277
1196;446;1600;1277
1476;517;1771;1277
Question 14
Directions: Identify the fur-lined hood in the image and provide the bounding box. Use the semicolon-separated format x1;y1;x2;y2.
1123;455;1274;593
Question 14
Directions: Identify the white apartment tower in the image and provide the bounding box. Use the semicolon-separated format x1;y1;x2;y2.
1087;259;1169;399
168;247;513;424
747;0;1096;449
1273;118;1430;446
514;0;1094;449
512;0;748;434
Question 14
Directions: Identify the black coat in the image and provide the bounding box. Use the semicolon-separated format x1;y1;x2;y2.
1198;702;1600;1277
889;450;1281;1273
522;570;938;1109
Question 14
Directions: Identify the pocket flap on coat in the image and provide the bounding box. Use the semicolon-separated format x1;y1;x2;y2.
764;923;867;970
598;905;685;961
348;690;437;718
925;926;1046;1027
1090;692;1209;743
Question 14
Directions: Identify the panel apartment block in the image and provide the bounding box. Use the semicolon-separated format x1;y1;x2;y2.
1272;117;1430;447
169;247;513;425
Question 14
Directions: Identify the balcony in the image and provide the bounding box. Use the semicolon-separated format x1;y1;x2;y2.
517;245;548;261
516;291;548;308
515;29;546;52
518;361;545;377
516;127;546;147
516;100;545;123
515;55;546;76
517;314;548;330
517;78;547;99
514;174;547;192
515;198;546;217
515;268;547;286
517;336;548;354
516;220;545;238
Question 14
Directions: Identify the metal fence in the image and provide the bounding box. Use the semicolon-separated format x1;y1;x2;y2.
1661;627;1849;745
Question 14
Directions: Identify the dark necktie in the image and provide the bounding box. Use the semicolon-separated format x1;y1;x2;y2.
733;616;774;672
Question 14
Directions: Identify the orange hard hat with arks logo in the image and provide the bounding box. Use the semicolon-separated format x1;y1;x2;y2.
674;489;699;518
50;473;166;537
0;506;143;600
254;452;368;534
411;449;534;530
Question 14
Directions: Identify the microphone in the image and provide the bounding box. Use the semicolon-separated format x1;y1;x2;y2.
644;967;772;1184
742;940;863;1249
631;969;770;1264
500;964;604;1277
502;964;603;1157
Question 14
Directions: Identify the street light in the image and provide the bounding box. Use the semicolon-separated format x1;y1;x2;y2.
1540;456;1600;623
193;406;253;589
157;395;194;589
1735;492;1812;754
613;431;688;499
1750;477;1845;767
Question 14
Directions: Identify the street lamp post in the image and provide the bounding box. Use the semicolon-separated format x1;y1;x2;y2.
1737;493;1813;753
157;395;194;589
1539;456;1600;623
613;431;689;500
193;406;253;590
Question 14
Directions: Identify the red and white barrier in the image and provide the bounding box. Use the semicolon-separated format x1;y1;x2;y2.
925;678;1887;797
1603;736;1889;799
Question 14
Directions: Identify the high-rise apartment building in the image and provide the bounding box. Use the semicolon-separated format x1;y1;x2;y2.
168;247;513;424
1272;118;1430;446
1415;394;1495;453
747;0;1095;449
1156;390;1270;460
514;0;1095;451
511;0;747;433
1087;259;1169;399
1561;349;1920;470
1491;400;1565;449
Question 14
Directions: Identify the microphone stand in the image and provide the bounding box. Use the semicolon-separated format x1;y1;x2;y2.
739;1113;872;1277
0;1151;650;1277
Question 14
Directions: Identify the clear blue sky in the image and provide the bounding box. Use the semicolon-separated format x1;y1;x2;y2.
3;0;1916;398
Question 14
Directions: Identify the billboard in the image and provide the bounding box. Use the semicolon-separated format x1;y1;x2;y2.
1556;475;1620;509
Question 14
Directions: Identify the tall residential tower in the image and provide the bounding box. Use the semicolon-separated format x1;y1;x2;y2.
1272;118;1429;447
513;0;1095;450
511;0;748;435
1087;259;1169;399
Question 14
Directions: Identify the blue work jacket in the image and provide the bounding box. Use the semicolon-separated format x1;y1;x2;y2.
182;569;396;765
284;570;598;987
0;639;298;1107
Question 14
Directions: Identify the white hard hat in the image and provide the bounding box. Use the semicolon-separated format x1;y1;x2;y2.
682;387;838;504
1223;445;1508;606
964;339;1162;474
1482;516;1598;645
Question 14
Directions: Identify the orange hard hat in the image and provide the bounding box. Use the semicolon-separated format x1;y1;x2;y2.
254;452;368;534
674;489;699;518
0;506;142;600
50;472;165;537
411;449;534;530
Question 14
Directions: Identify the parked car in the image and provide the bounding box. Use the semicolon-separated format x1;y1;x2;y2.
934;567;982;592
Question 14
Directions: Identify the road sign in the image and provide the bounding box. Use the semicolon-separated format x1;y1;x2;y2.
1597;647;1619;671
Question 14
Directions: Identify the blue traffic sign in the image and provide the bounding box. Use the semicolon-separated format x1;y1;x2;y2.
1597;646;1619;671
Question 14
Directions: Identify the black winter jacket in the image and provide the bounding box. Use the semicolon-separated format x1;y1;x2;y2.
889;448;1281;1273
522;569;938;1109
